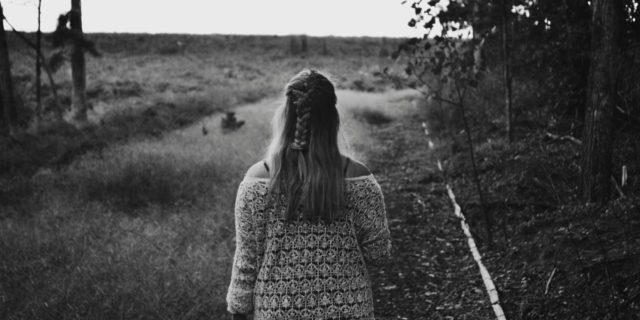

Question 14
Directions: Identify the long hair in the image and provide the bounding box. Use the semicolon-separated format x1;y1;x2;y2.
265;69;344;222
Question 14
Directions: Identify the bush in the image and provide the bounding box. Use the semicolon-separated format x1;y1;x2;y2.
351;108;393;126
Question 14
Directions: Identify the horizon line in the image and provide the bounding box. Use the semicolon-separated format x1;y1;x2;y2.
7;29;416;40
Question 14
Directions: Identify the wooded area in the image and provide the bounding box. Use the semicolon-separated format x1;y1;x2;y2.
0;0;638;319
396;0;639;206
392;0;640;317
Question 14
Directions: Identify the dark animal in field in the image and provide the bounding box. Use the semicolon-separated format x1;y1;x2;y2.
221;112;244;133
201;122;208;136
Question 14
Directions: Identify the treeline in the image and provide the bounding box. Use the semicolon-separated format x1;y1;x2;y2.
5;32;401;57
395;0;639;206
0;0;93;132
0;2;403;135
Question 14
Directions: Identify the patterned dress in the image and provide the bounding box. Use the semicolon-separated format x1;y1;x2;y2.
226;174;392;320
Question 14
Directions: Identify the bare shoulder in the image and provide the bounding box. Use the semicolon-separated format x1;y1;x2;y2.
244;160;270;179
345;157;372;178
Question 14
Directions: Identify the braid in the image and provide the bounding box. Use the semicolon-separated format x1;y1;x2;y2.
271;69;343;222
289;88;313;151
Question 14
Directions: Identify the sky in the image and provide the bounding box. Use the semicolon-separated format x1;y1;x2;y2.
2;0;427;38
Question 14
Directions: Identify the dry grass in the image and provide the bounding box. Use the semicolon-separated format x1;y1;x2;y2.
0;89;417;319
3;34;406;175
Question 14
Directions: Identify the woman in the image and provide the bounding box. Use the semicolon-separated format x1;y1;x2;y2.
226;69;392;320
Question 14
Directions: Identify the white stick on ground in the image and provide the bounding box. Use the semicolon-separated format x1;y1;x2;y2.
423;122;506;320
445;185;507;320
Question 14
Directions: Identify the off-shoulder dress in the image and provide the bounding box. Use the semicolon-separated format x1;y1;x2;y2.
226;172;392;320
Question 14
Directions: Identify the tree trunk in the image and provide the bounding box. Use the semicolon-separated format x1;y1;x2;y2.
5;21;64;122
455;82;493;246
0;2;18;135
35;0;42;130
582;0;622;204
69;0;87;125
501;0;513;143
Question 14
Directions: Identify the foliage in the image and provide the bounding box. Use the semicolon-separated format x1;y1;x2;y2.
446;127;640;319
394;0;497;243
0;87;409;319
396;1;487;89
399;0;640;124
49;10;99;56
396;1;640;318
389;1;496;136
1;33;401;175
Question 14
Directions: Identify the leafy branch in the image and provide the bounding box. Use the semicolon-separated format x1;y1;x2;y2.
394;0;497;245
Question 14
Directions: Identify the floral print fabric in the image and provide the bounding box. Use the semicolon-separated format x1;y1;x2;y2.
226;175;391;320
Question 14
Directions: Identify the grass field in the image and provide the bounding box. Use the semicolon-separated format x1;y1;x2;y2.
0;54;419;319
1;33;404;174
5;31;637;320
0;33;416;319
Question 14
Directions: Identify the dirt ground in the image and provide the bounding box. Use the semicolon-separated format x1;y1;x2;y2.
365;110;495;319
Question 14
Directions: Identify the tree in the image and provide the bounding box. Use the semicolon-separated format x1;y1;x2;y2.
394;0;495;245
49;0;99;124
5;13;65;123
501;0;513;143
0;1;18;135
69;0;88;125
34;0;42;130
514;0;592;122
581;0;623;204
396;0;634;208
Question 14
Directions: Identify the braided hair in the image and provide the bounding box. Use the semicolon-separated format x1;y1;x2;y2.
287;88;311;150
265;69;344;222
285;71;334;151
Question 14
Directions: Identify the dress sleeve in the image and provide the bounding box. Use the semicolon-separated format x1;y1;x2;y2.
226;181;259;315
352;177;392;266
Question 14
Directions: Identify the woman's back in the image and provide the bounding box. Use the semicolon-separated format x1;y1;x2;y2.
227;160;391;319
226;69;391;320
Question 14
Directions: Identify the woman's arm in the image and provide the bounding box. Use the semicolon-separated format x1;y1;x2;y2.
226;181;258;316
353;177;392;265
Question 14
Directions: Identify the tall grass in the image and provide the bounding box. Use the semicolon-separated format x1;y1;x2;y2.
0;90;417;319
3;36;405;175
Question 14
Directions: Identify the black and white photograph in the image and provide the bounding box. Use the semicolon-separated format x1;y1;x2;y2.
1;0;639;319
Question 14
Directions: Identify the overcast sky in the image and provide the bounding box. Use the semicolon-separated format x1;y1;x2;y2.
2;0;426;38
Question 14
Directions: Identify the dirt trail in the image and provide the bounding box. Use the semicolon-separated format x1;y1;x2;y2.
219;90;498;319
361;104;496;319
1;88;499;319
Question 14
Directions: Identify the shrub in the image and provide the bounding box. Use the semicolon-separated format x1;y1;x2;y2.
351;108;393;126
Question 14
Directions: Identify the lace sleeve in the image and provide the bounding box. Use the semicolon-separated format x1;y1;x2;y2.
352;177;392;266
226;181;259;315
